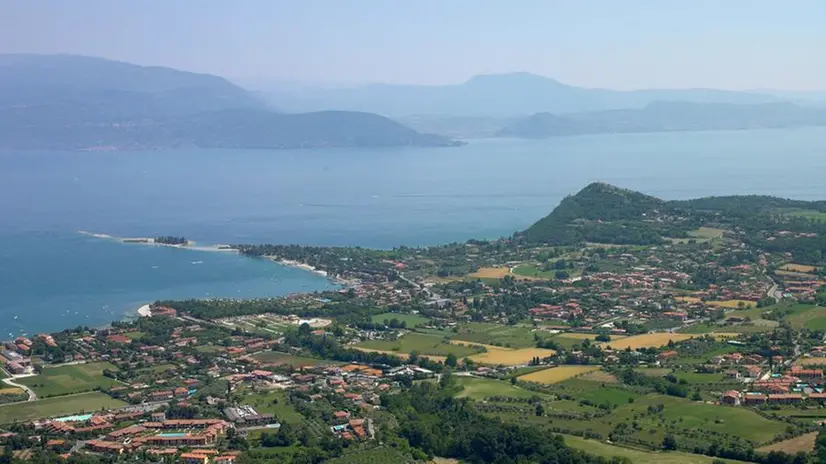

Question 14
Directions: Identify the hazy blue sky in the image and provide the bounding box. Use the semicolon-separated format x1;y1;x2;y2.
2;0;825;90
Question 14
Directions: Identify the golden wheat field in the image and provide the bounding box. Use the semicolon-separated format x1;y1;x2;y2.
757;432;817;454
579;369;618;383
779;263;819;273
675;296;703;304
518;365;601;384
469;267;511;279
602;333;694;350
711;332;741;340
461;343;557;366
0;387;24;395
707;299;756;309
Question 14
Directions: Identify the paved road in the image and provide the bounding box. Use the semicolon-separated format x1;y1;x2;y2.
2;376;37;402
767;278;783;301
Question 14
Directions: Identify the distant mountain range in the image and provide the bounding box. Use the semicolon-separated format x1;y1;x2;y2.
0;54;457;150
498;101;826;138
263;72;782;116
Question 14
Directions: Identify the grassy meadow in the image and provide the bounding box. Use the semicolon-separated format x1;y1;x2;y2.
0;392;125;424
17;362;120;397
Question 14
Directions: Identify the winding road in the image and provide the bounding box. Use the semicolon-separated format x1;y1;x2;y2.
2;375;37;402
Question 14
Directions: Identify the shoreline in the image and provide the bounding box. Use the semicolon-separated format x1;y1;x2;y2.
265;256;353;288
0;232;356;338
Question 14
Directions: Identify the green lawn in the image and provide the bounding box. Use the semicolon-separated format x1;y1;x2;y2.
17;362;120;397
123;331;144;340
358;333;483;358
371;312;430;327
455;376;543;400
450;322;542;349
564;435;747;464
243;389;304;423
0;392;125;424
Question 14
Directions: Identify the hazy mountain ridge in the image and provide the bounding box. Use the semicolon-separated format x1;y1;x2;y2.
264;72;781;116
499;101;826;138
0;54;456;150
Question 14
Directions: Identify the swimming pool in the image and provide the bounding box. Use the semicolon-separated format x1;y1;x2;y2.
158;432;188;437
54;413;93;422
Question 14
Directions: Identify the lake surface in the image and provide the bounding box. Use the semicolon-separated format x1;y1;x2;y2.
2;127;826;334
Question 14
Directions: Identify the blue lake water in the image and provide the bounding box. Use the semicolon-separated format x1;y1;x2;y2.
2;128;826;334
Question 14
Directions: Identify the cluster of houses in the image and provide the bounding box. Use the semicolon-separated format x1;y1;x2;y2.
83;419;234;457
0;334;58;375
720;365;826;406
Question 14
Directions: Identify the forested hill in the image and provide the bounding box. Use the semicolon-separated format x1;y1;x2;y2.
520;183;667;244
520;183;826;264
0;54;457;150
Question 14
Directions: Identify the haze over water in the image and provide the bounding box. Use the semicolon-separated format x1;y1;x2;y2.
3;128;826;334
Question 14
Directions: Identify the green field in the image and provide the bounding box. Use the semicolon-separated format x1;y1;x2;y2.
136;363;179;375
512;263;558;279
678;321;775;334
450;322;542;349
484;390;786;450
455;376;542;400
689;227;726;240
625;395;785;444
0;392;125;424
787;209;826;221
785;305;826;330
252;351;334;367
371;312;431;327
243;389;304;423
123;331;144;340
673;372;726;383
550;334;595;350
17;362;121;397
358;333;483;357
578;387;639;407
327;447;414;464
564;435;746;464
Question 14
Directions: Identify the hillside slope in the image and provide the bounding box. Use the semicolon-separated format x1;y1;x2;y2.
521;183;666;244
521;183;826;246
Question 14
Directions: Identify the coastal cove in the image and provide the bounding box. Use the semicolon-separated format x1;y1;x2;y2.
3;129;826;334
0;232;336;335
